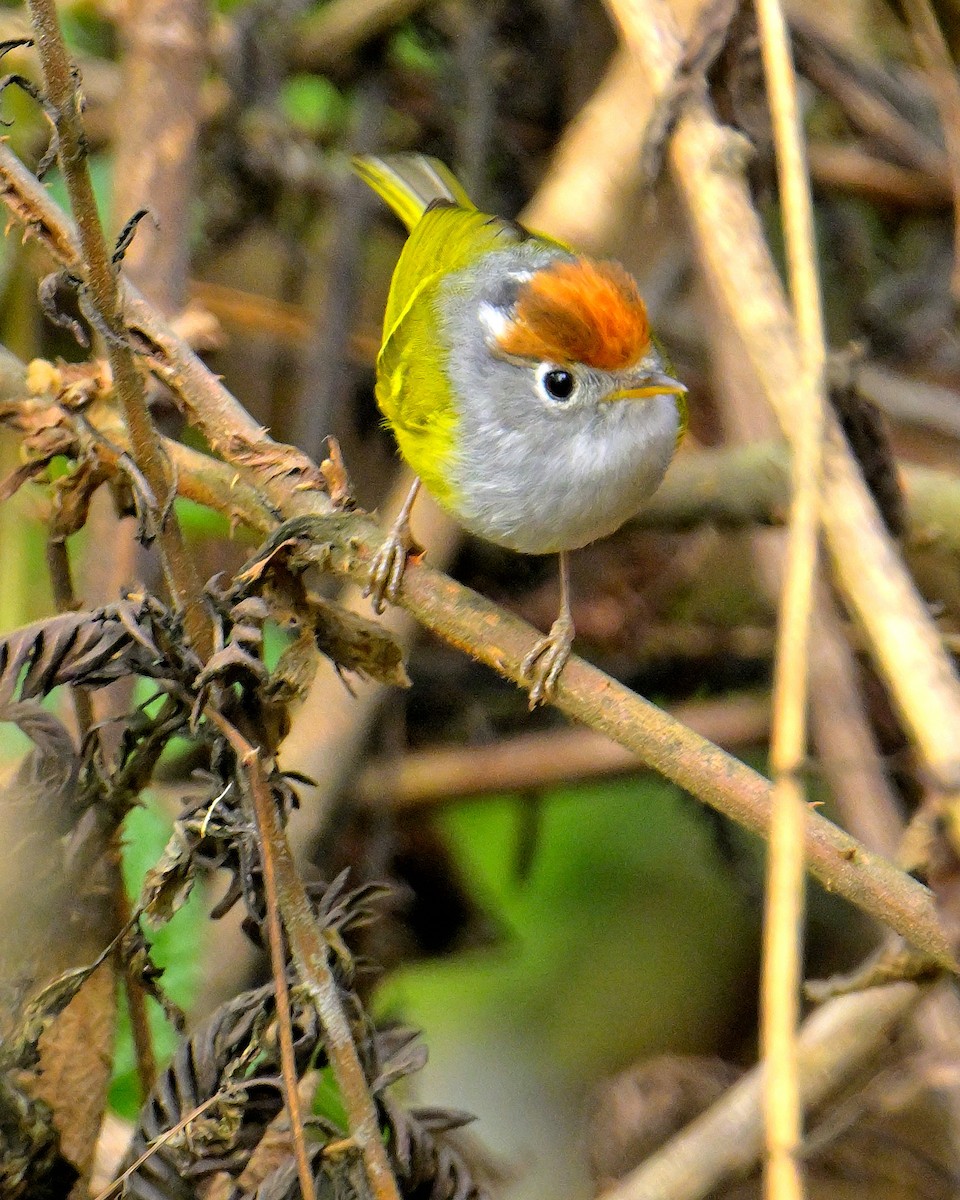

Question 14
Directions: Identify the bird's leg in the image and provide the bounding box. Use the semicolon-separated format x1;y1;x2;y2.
366;477;422;614
522;550;575;708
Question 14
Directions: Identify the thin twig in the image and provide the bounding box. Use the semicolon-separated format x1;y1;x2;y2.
599;980;927;1200
24;0;211;658
753;0;827;1191
209;710;401;1200
112;881;157;1101
210;713;317;1200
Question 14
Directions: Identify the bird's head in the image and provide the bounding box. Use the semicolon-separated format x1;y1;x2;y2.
474;257;686;415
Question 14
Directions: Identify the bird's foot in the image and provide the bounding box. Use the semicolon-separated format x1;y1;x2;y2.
365;517;417;614
522;609;575;708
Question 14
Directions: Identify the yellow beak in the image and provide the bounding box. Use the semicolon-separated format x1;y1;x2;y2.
607;371;687;401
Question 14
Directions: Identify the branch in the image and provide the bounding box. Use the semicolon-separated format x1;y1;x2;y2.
210;711;399;1200
605;0;960;796
0;148;954;964
264;515;957;971
25;0;210;657
600;980;927;1200
0;358;954;968
754;0;828;1186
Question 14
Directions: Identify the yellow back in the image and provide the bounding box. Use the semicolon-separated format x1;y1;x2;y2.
354;155;529;508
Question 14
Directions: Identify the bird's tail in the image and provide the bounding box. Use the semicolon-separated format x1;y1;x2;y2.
352;153;474;231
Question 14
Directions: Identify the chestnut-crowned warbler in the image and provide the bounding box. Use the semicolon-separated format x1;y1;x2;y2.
354;154;686;705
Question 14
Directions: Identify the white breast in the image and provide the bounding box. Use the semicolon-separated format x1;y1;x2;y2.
452;392;680;556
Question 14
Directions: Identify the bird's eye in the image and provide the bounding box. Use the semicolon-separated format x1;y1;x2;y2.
538;365;576;402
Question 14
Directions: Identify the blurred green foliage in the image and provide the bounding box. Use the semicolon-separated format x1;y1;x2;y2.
380;776;757;1083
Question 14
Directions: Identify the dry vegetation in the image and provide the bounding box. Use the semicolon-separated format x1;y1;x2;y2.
0;0;959;1198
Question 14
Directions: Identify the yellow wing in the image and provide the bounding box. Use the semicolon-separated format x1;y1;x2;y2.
355;155;530;507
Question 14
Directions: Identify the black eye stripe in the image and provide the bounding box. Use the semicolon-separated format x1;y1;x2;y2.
542;369;574;400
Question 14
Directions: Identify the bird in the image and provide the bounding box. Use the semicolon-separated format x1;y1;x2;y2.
353;153;687;706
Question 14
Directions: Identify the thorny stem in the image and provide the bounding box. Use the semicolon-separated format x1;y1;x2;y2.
210;711;401;1200
25;0;211;659
754;0;827;1191
209;712;317;1200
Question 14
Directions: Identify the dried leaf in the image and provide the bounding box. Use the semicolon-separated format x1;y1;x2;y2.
122;984;321;1200
309;597;409;688
30;960;116;1189
139;824;198;928
224;435;324;491
318;436;354;509
272;631;320;700
234;521;409;687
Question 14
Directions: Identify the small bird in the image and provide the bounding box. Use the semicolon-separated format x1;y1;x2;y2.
354;154;686;705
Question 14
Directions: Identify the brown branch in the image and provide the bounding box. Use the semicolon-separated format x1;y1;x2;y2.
210;713;317;1200
354;693;770;810
24;0;210;658
808;141;953;209
274;516;955;969
112;0;207;316
0;356;954;967
209;711;400;1200
639;443;960;560
600;979;928;1200
605;0;960;797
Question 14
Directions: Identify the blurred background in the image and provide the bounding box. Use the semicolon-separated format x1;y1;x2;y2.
1;0;960;1196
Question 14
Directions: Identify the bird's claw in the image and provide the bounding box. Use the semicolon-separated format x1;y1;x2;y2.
365;522;414;614
522;611;575;708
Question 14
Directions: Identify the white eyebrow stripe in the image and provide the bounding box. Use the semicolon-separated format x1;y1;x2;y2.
478;301;510;344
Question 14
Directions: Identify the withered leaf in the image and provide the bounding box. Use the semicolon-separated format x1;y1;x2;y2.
225;435;324;491
235;519;409;687
272;630;319;699
139;824;197;929
8;960;105;1070
309;597;409;689
50;454;111;539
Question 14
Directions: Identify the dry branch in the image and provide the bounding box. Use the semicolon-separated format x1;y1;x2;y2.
752;0;826;1185
25;0;210;656
599;980;927;1200
606;0;960;796
210;713;400;1200
354;693;771;810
